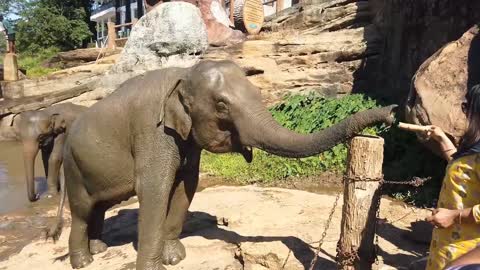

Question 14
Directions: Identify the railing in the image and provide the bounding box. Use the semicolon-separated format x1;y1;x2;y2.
106;20;138;49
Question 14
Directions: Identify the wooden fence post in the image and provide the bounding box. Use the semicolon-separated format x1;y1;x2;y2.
3;53;19;81
337;136;384;270
107;22;117;49
276;0;284;13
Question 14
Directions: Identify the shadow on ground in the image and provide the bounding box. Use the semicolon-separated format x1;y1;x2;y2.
101;209;336;269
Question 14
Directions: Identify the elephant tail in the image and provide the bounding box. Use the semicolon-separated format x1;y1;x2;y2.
45;165;66;243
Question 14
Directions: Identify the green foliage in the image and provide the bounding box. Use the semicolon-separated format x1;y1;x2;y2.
200;93;383;183
200;93;444;207
15;0;92;53
17;47;60;77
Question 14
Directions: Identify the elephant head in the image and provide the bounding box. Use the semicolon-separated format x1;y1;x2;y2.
17;111;66;202
163;60;396;161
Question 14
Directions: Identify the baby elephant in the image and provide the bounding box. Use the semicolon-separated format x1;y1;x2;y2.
48;60;396;270
17;103;87;202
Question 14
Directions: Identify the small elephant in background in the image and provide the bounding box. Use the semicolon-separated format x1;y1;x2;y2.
16;103;87;202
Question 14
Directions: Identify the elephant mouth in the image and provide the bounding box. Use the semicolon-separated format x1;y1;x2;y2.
240;146;253;163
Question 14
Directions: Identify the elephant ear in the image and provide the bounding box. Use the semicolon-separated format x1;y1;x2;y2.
162;79;192;141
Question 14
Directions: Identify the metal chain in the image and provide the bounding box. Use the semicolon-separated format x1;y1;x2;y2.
382;176;431;187
335;242;359;267
343;174;431;187
308;190;342;270
309;175;431;269
374;183;383;265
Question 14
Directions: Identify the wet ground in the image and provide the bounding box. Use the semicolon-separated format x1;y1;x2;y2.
0;141;62;260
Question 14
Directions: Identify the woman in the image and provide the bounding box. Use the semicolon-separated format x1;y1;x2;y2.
425;84;480;270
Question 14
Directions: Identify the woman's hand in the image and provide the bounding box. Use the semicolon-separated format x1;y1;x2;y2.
425;125;449;142
426;208;460;228
424;126;457;160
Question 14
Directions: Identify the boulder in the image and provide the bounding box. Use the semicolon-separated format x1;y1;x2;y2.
405;26;480;145
369;0;480;101
143;0;244;46
111;2;209;74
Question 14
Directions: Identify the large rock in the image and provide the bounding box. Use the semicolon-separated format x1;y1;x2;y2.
143;0;245;46
405;26;480;145
369;0;480;101
111;2;209;74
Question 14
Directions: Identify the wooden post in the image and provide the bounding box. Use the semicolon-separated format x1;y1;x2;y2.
230;0;235;23
337;136;384;270
107;22;117;49
276;0;284;13
3;53;19;81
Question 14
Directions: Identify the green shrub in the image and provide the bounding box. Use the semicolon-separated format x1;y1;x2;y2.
200;93;385;183
17;47;60;77
200;93;444;207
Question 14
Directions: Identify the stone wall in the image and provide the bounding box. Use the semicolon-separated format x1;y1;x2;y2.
369;0;480;102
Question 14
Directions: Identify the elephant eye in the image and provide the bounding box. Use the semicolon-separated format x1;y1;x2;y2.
216;101;229;113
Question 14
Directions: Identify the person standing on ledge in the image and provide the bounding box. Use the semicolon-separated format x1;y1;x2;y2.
0;15;16;54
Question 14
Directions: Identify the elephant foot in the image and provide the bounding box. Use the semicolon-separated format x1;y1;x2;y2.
89;239;108;254
139;261;167;270
162;239;186;265
70;250;93;269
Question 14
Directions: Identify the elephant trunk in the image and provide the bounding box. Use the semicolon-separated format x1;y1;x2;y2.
22;140;39;202
237;105;397;158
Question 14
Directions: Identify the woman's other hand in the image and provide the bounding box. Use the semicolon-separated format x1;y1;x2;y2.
426;208;460;228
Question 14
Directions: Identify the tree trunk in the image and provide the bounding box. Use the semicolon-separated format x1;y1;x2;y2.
337;136;384;270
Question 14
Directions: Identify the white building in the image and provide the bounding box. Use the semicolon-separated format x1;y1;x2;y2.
90;0;145;47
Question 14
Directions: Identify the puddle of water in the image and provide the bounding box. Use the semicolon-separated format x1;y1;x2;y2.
0;141;48;215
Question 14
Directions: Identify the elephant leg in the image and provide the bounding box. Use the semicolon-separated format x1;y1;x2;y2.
134;138;178;270
65;155;94;269
45;134;65;197
69;204;94;269
162;172;199;266
88;205;108;255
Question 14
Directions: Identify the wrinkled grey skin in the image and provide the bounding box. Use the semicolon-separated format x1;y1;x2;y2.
48;60;397;270
17;103;87;202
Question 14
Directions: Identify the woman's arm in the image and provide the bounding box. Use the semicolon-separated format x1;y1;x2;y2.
426;126;457;161
426;205;480;228
445;246;480;268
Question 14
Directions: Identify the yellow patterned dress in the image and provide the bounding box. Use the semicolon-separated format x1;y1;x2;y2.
427;153;480;270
